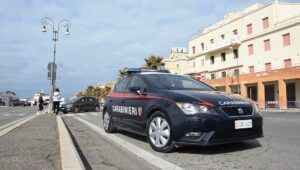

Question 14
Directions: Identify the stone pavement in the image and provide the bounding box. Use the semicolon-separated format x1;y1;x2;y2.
0;114;60;170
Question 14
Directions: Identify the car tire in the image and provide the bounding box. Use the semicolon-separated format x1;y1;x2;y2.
103;110;116;133
74;107;79;113
95;105;100;112
146;111;175;153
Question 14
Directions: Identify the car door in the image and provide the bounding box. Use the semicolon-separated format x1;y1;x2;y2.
122;75;148;133
78;97;87;111
86;97;95;111
109;77;131;127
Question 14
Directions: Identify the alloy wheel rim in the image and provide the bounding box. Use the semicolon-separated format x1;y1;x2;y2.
103;112;110;130
149;116;170;148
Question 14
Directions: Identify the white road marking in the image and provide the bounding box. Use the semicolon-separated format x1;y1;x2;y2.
91;113;100;116
0;107;34;114
0;114;38;136
78;113;86;116
73;116;183;170
17;113;26;116
3;114;9;116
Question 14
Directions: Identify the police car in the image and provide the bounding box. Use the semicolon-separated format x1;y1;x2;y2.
103;68;263;152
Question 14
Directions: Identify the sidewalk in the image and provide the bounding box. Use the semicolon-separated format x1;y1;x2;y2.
261;108;300;113
0;114;60;170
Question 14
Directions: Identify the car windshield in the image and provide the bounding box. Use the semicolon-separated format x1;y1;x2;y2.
69;97;79;103
145;74;215;91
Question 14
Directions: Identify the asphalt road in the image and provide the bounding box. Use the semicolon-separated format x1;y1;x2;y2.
0;106;37;127
62;111;300;170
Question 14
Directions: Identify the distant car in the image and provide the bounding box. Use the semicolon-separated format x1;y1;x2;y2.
60;97;100;113
59;98;69;108
12;101;31;107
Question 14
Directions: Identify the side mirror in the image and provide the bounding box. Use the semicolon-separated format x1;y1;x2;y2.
129;86;142;95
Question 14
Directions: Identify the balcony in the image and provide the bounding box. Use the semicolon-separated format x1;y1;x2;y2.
203;35;241;54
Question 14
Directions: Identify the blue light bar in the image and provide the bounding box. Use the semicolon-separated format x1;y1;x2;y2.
125;67;170;75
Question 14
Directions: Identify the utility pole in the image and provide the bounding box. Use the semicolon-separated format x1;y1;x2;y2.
41;17;71;113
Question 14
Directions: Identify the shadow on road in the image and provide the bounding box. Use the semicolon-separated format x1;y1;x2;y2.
117;130;262;154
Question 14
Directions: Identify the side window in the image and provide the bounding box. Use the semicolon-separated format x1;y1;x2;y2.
80;98;86;102
114;77;130;93
128;76;147;92
88;98;94;102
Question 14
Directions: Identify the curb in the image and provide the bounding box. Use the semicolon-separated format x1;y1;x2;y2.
56;115;84;170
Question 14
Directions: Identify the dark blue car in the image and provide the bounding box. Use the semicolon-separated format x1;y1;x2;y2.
103;69;263;152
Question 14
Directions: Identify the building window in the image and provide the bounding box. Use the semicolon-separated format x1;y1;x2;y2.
177;64;179;69
221;52;226;62
283;33;290;46
211;73;215;79
221;71;226;78
284;59;292;68
247;24;253;35
210;56;215;64
233;29;238;35
192;46;195;54
265;63;271;71
248;44;253;55
201;43;204;51
233;49;239;59
193;62;195;67
210;38;214;44
264;39;270;51
234;69;239;76
221;34;225;40
262;17;269;29
249;66;254;73
201;59;205;67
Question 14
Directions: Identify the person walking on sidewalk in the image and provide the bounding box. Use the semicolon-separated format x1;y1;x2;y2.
53;88;61;115
38;93;44;111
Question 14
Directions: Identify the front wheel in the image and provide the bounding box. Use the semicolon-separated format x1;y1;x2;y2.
103;111;116;133
73;107;79;113
147;111;175;153
95;105;100;112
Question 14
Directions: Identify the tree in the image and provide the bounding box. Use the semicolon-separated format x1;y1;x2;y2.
144;55;165;69
118;67;127;80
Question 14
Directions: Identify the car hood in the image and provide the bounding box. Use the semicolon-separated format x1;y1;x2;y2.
165;90;252;107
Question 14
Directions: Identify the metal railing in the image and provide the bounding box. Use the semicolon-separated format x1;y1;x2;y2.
287;101;300;109
265;101;279;109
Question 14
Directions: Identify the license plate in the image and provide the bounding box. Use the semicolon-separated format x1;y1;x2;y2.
235;119;252;129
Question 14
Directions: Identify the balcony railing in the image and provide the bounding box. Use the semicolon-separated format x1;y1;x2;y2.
203;35;241;54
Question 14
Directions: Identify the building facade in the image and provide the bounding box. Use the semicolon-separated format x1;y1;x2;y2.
164;1;300;109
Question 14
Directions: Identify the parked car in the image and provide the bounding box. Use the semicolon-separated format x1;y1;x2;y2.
103;68;263;152
11;101;31;107
60;97;100;113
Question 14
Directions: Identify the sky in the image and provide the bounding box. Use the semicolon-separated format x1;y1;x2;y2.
0;0;299;98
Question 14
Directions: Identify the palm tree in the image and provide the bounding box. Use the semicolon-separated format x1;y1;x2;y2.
118;67;127;80
144;55;165;69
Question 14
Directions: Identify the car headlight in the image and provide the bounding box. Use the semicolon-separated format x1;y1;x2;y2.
176;103;218;115
252;102;262;117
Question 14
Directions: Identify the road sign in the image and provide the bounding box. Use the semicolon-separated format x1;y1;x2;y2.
48;71;56;80
47;62;57;71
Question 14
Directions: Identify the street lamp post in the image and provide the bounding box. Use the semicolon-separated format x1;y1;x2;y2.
41;17;71;113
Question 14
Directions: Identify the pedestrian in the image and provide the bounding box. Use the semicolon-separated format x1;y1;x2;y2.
38;93;44;111
53;88;61;115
